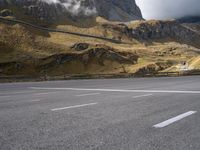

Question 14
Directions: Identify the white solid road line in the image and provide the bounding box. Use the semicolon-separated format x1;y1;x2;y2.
133;94;153;98
30;87;200;94
153;111;197;128
51;103;98;111
76;93;100;97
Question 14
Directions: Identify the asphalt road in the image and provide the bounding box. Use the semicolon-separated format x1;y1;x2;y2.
1;76;200;150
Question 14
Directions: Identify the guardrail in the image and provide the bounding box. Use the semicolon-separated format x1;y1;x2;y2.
0;70;200;82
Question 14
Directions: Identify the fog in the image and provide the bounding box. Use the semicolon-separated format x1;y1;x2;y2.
135;0;200;20
41;0;96;16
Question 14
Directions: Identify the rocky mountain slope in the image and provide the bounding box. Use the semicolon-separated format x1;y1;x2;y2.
0;0;143;25
0;2;199;77
0;16;199;76
177;16;200;23
128;20;200;48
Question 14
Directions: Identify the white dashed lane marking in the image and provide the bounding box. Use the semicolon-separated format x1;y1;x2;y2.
0;96;11;98
133;94;153;98
76;93;100;97
34;92;59;95
51;103;98;111
153;111;197;128
30;99;42;102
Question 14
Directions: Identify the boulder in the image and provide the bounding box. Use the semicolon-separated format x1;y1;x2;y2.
71;43;90;51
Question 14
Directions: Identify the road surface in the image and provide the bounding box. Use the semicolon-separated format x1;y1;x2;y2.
0;76;200;150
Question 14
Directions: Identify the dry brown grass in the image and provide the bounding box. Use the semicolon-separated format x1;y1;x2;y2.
0;19;199;76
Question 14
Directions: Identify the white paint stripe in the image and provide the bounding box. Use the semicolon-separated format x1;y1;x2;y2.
76;93;100;97
30;99;41;102
51;103;98;111
133;94;153;98
34;92;59;95
1;99;42;104
153;111;197;128
0;91;35;95
0;96;11;98
30;87;200;94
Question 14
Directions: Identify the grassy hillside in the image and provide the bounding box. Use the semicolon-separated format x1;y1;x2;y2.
0;16;199;76
188;56;200;69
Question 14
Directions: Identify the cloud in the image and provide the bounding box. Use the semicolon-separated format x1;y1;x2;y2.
41;0;97;16
136;0;200;20
41;0;60;3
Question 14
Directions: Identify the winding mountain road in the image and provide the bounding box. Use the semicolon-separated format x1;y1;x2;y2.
0;16;122;44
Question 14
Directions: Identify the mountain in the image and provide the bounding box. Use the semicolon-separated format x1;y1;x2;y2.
0;1;200;78
177;16;200;23
0;16;200;76
94;0;143;21
176;16;200;38
0;0;143;25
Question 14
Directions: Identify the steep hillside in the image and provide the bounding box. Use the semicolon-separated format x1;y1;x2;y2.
128;20;200;48
188;56;200;70
0;16;199;76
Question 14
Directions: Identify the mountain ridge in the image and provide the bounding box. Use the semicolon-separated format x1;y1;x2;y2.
0;1;200;77
0;0;143;25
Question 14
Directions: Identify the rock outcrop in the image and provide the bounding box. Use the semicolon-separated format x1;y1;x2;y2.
129;20;200;48
0;9;13;17
42;43;138;66
0;43;139;75
94;0;142;22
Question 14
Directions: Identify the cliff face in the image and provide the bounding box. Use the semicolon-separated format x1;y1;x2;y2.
128;20;200;48
0;0;143;22
94;0;143;21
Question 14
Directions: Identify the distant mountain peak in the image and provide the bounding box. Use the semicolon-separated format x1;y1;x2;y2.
177;16;200;23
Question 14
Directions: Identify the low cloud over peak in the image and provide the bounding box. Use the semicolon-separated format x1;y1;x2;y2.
41;0;96;16
136;0;200;20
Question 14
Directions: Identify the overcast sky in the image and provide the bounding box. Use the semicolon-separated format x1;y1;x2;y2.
135;0;200;19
